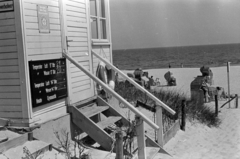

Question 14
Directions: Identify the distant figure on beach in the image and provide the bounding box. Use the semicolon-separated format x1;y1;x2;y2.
169;63;171;68
181;63;183;68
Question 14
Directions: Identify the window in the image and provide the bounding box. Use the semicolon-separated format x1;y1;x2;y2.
90;0;108;41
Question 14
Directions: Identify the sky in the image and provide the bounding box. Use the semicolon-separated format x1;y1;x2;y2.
110;0;240;50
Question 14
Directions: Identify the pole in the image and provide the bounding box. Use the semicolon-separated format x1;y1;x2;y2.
227;62;231;108
235;94;238;108
115;129;123;159
215;95;218;116
181;100;186;131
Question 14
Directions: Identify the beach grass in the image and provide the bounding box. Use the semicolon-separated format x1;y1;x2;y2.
114;81;221;128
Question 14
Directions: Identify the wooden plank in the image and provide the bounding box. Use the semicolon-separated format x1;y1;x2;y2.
0;46;17;53
26;35;61;42
0;93;21;99
67;32;87;37
0;133;28;153
67;27;87;33
66;19;87;26
0;26;15;33
70;61;89;68
69;51;89;57
0;66;19;72
24;0;59;7
0;99;21;106
72;79;91;88
66;1;85;8
66;11;86;18
0;111;22;118
68;0;85;4
0;39;16;47
0;106;22;111
0;53;18;59
26;30;61;36
0;19;14;27
27;42;62;49
67;37;87;42
68;42;88;47
69;106;113;151
68;46;88;52
0;79;20;85
0;86;20;92
0;59;18;66
26;47;62;55
0;32;16;40
71;74;89;81
50;24;61;30
0;12;14;20
71;65;90;72
23;3;60;13
28;53;62;61
0;73;19;79
79;105;109;118
72;84;91;92
66;5;85;13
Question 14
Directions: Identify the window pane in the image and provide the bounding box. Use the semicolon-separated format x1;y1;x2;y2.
99;0;105;18
90;0;97;16
91;18;98;39
100;19;107;39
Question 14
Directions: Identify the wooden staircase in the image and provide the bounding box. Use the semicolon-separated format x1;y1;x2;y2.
68;96;171;159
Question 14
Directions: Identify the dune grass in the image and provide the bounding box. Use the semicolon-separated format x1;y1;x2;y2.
114;81;221;128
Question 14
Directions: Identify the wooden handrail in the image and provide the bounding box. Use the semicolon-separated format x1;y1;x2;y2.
92;50;176;115
63;51;159;130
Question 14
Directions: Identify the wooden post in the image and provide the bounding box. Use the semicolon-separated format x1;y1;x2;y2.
227;62;231;108
181;100;186;131
156;106;164;147
235;94;238;108
115;129;123;159
135;116;146;159
215;95;218;116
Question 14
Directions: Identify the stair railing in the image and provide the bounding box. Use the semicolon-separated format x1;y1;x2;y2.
92;50;175;115
63;50;173;158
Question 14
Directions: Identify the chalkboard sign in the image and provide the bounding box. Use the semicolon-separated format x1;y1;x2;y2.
29;59;68;108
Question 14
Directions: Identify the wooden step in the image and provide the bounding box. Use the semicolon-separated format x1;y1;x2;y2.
79;105;109;118
97;116;122;129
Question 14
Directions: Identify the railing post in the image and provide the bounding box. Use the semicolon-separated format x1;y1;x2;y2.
235;94;238;108
181;100;186;131
215;95;218;116
135;116;146;159
156;106;164;147
115;128;123;159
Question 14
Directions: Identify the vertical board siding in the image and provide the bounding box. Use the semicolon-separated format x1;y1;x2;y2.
65;0;93;100
23;0;63;61
0;9;21;118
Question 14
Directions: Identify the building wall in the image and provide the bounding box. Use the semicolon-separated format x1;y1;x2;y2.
0;8;22;118
21;0;66;120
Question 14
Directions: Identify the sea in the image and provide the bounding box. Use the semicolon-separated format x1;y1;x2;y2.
112;43;240;70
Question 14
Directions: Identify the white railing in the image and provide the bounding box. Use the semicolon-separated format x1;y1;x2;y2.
63;50;174;158
92;51;176;115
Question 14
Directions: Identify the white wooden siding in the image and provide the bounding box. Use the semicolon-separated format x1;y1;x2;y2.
0;11;21;118
65;0;94;103
22;0;63;61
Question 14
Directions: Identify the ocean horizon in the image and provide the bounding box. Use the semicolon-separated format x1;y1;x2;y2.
113;43;240;70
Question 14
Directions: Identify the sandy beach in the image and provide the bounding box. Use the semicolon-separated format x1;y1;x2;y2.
123;65;240;98
121;65;240;159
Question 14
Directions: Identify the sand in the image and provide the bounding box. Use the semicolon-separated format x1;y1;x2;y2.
123;65;240;97
122;65;240;159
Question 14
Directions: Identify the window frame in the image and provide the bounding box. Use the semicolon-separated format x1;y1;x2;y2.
90;0;110;44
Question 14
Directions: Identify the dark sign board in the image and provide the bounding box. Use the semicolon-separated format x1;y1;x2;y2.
29;59;68;108
0;0;14;13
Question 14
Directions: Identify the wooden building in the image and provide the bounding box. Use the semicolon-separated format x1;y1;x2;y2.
0;0;112;127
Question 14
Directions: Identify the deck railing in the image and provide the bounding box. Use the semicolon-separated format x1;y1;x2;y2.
63;50;175;159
